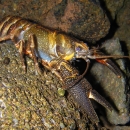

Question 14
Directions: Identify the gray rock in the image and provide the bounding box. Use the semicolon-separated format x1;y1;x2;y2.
89;38;130;125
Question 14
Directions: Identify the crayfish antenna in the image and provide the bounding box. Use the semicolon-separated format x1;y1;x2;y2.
88;55;130;59
88;52;130;78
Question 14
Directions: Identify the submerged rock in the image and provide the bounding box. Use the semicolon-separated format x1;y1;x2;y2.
88;38;130;125
0;0;110;42
0;43;90;129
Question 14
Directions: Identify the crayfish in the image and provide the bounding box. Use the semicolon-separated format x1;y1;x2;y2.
0;16;130;123
53;60;113;123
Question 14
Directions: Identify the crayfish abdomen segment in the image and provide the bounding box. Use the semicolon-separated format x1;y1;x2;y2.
0;16;77;62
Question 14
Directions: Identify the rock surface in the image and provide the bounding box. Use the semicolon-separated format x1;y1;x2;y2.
100;0;125;20
88;38;130;125
0;0;110;42
114;0;130;56
0;0;129;129
0;43;89;129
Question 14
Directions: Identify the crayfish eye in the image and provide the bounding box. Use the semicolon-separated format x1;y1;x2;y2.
76;46;82;52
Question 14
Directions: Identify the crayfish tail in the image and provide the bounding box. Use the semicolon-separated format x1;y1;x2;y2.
89;89;113;111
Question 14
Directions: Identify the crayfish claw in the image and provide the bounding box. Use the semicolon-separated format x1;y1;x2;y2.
96;58;122;78
69;80;100;123
87;48;129;78
89;89;113;111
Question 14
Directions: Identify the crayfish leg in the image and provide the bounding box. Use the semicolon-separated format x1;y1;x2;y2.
0;34;11;42
89;89;113;111
16;34;42;75
17;40;26;73
41;59;65;83
28;34;42;75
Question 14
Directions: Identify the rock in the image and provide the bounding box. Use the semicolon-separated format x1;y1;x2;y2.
88;38;130;125
0;43;89;129
0;0;110;42
116;0;130;26
112;126;130;130
100;0;125;20
114;25;130;56
114;0;130;56
41;0;110;42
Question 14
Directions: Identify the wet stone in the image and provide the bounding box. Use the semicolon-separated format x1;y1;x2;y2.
0;0;110;42
88;38;130;125
3;57;10;65
0;43;92;129
1;39;129;129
